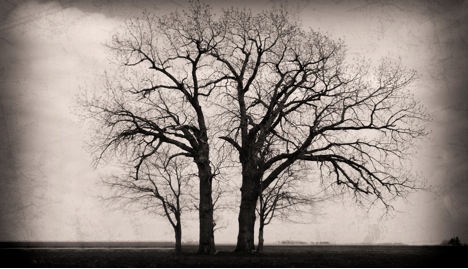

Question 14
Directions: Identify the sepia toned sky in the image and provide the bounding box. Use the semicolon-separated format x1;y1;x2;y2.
0;0;467;245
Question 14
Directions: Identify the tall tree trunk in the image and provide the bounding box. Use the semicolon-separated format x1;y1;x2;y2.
193;105;215;254
174;221;182;255
235;169;261;253
196;154;216;254
257;220;264;253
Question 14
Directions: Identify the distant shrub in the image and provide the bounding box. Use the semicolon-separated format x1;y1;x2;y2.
442;236;462;246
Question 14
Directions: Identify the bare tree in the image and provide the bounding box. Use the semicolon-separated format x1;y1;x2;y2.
80;2;429;254
208;7;429;252
256;165;322;253
103;147;193;254
78;3;232;254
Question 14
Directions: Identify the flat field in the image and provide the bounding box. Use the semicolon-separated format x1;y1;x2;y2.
0;243;466;267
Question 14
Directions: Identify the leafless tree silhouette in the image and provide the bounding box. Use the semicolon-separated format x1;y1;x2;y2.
103;147;193;254
256;165;324;253
78;3;233;254
209;7;429;252
80;1;429;254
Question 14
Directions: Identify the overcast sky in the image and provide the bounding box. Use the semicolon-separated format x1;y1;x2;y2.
1;0;467;245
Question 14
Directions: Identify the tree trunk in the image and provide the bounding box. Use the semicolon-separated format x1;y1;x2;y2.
257;221;264;253
235;171;260;253
197;156;216;254
174;222;182;255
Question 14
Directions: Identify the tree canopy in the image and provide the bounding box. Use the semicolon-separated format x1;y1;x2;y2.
80;1;429;253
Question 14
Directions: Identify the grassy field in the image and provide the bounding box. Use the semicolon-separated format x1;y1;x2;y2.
0;243;466;267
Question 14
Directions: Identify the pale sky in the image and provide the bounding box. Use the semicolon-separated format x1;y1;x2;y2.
0;0;467;245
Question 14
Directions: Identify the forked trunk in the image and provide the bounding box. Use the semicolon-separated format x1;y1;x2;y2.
197;159;216;254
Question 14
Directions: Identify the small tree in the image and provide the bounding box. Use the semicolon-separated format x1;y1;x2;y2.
103;147;193;254
256;165;323;253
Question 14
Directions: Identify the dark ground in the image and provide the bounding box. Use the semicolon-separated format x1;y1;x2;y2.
0;243;466;267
